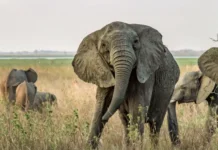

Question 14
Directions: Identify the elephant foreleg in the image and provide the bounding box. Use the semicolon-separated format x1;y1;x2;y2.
205;97;218;143
87;87;113;149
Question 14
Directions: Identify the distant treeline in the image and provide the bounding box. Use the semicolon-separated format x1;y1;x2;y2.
0;49;205;57
171;49;205;56
0;50;75;57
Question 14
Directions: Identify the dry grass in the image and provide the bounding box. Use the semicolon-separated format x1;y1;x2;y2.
0;61;218;150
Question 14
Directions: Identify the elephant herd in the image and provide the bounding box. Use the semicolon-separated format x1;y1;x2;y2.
0;68;57;112
1;21;218;149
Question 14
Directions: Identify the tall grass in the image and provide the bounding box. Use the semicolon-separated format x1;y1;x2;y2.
0;59;217;150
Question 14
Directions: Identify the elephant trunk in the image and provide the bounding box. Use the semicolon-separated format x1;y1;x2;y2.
102;37;136;121
167;102;181;145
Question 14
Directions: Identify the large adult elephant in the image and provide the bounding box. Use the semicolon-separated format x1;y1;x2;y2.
0;68;38;102
72;21;180;149
167;70;217;145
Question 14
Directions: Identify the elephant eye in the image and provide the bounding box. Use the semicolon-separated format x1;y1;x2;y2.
134;39;139;44
133;38;140;50
101;42;107;48
100;41;109;53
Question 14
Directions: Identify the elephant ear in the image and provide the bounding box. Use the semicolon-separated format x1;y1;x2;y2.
130;24;166;83
198;47;218;83
51;94;57;102
72;31;115;88
196;75;215;104
25;68;38;83
6;69;22;87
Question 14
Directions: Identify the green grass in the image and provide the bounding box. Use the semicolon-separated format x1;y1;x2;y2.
175;58;198;66
0;58;198;67
0;59;73;67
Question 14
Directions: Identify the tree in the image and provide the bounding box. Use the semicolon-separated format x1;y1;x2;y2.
210;34;218;42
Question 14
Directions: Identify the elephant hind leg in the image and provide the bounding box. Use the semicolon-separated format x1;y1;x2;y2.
148;86;175;148
119;105;145;150
148;119;160;147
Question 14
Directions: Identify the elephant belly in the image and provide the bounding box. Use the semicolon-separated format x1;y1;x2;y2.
121;75;154;122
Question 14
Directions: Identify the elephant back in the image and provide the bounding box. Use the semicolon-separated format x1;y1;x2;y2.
7;70;28;87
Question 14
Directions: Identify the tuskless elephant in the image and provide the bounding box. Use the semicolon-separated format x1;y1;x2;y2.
198;47;218;142
167;70;217;145
15;81;37;111
0;68;38;103
72;21;180;149
33;92;57;113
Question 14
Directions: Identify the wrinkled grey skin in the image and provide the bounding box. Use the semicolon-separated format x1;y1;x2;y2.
167;71;218;145
198;47;218;84
33;92;57;112
72;21;180;149
171;71;202;104
198;47;218;143
15;81;37;111
0;68;38;103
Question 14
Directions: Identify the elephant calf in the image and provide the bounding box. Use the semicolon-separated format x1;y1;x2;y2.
167;70;217;145
0;68;37;102
33;92;57;112
15;81;37;111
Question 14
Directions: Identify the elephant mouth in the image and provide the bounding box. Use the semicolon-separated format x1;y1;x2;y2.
132;62;137;69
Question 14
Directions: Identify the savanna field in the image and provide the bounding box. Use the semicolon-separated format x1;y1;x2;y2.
0;58;218;150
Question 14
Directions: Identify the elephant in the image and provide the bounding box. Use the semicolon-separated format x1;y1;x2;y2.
167;70;218;145
198;47;218;84
198;47;218;141
72;21;180;149
33;92;57;112
0;68;38;103
15;81;37;111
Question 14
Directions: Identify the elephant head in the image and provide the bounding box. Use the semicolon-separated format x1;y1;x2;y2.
43;93;57;105
198;47;218;83
170;71;215;104
33;92;57;112
6;68;37;102
72;22;166;121
15;81;37;111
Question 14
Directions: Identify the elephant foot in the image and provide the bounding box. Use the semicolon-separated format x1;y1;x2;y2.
86;138;99;150
171;136;181;146
171;139;181;149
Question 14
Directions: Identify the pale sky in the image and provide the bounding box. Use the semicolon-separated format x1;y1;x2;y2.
0;0;218;52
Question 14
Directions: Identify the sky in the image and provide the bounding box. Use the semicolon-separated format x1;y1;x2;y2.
0;0;218;52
